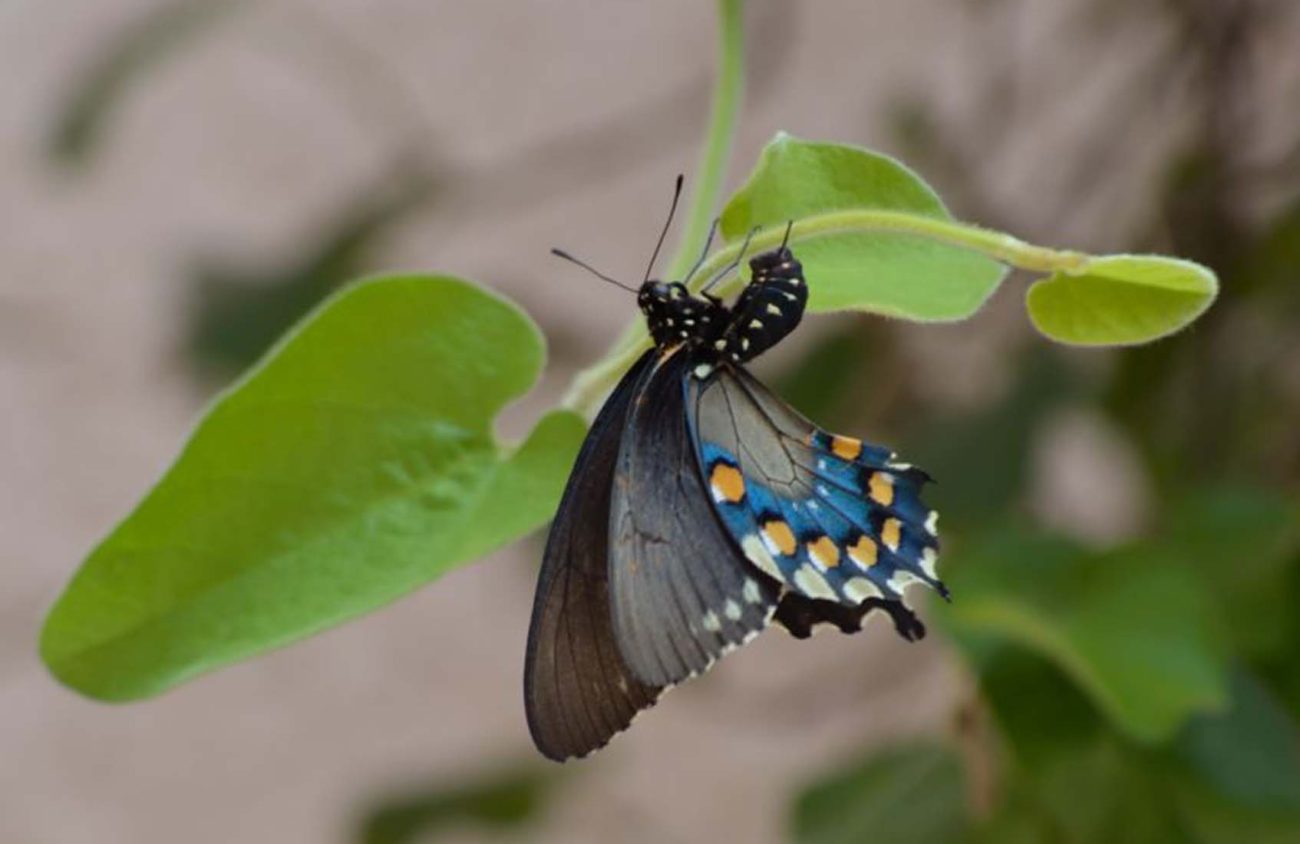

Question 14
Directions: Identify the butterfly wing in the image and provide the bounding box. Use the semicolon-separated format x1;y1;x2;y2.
524;351;662;761
608;349;781;687
686;365;944;640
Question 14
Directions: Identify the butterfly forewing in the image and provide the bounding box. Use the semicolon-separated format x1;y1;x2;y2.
524;351;663;761
607;350;780;687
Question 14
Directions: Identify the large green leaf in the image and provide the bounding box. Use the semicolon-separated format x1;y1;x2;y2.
1026;255;1217;345
791;744;968;844
41;275;585;700
941;531;1228;742
720;133;1007;319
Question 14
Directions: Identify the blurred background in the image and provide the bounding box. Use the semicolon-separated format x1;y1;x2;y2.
3;0;1299;841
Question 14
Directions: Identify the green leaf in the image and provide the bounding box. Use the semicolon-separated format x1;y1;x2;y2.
41;275;585;700
941;531;1229;742
1026;255;1218;346
791;743;968;844
721;133;1007;320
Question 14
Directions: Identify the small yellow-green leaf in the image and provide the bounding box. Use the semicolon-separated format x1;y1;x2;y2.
721;133;1007;320
41;275;585;700
1026;255;1218;345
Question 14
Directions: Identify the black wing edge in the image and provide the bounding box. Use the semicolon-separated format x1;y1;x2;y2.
773;593;926;642
524;351;663;762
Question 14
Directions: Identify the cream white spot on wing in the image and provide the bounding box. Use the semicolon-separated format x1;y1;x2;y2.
694;363;715;379
724;599;742;621
748;319;763;329
714;339;727;350
765;303;782;316
925;511;940;536
741;535;784;581
889;571;922;594
702;610;722;632
921;547;939;579
742;577;763;605
793;565;837;600
844;577;882;602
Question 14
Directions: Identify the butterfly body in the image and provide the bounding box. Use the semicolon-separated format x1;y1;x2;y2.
525;237;943;761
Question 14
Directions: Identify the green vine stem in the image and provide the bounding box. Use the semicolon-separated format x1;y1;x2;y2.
666;0;745;282
560;210;1094;417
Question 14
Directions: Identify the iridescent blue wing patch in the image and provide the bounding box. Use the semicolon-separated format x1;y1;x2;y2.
686;365;943;640
607;349;781;687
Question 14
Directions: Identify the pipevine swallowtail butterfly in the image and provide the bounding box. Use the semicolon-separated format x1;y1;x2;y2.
525;177;944;761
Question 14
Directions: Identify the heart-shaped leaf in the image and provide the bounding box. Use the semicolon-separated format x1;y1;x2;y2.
41;275;585;700
1026;255;1218;345
720;133;1007;320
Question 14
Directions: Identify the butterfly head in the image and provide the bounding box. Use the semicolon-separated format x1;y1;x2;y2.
637;280;728;351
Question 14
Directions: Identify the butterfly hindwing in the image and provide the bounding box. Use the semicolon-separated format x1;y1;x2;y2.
524;351;663;762
608;349;780;687
687;365;943;640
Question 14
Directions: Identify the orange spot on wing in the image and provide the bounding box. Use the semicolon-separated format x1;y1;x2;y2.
831;435;862;460
709;462;746;503
881;518;903;552
868;472;895;506
761;519;797;556
848;535;879;568
807;535;841;568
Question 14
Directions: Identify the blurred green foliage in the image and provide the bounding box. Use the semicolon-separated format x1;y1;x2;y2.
355;769;552;844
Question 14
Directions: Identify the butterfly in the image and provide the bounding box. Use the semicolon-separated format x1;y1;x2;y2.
525;177;945;761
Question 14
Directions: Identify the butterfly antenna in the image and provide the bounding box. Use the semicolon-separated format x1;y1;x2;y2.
701;225;759;293
779;219;794;251
681;217;719;286
551;248;639;293
643;174;685;282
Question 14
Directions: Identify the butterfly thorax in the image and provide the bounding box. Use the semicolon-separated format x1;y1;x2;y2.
636;246;809;368
637;281;728;352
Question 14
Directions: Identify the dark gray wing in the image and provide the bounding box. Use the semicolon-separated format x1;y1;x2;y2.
608;350;780;687
524;351;662;762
